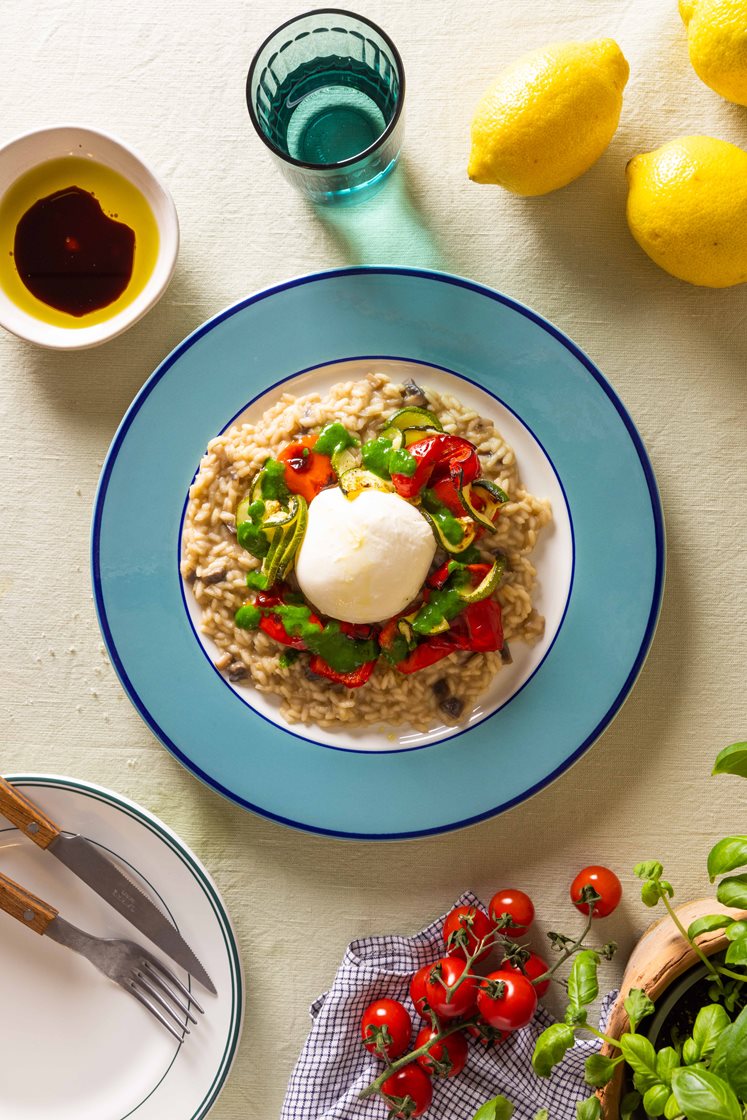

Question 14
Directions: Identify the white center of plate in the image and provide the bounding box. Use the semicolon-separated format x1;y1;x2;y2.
181;358;573;753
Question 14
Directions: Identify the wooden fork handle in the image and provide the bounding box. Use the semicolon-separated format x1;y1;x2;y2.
0;871;58;934
0;776;61;848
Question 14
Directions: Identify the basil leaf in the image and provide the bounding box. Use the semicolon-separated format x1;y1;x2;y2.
625;988;655;1032
565;1003;588;1026
472;1097;514;1120
576;1098;601;1120
634;860;664;880
620;1091;641;1120
568;950;600;1009
584;1053;618;1088
724;934;747;966
531;1022;575;1077
713;741;747;778
724;919;747;940
641;880;662;907
656;1046;680;1084
620;1034;659;1092
725;1005;747;1096
671;1066;742;1120
643;1083;671;1117
682;1037;700;1064
716;874;747;910
710;1024;734;1081
687;914;734;940
534;1112;549;1120
663;1091;682;1120
708;836;747;880
693;1003;731;1056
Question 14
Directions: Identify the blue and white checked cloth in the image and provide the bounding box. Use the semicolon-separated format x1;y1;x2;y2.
282;893;616;1120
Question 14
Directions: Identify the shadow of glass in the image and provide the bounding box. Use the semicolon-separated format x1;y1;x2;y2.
311;158;449;271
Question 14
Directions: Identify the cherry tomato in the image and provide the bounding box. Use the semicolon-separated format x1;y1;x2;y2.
424;956;479;1020
476;970;538;1032
415;1025;468;1078
381;1064;433;1118
409;965;435;1020
488;889;535;937
570;865;622;918
501;952;551;998
360;999;412;1060
442;905;494;962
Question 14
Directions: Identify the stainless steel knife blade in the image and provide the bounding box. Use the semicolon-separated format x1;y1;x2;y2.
48;832;216;994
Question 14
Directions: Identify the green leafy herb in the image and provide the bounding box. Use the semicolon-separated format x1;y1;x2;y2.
624;988;655;1032
671;1066;742;1120
643;1083;671;1117
620;1091;642;1120
472;1097;514;1120
725;935;747;966
725;1005;747;1097
532;1023;575;1077
713;741;747;778
708;836;747;880
687;914;734;940
693;1003;732;1057
716;874;747;910
655;1046;680;1084
567;950;600;1010
584;1052;618;1087
620;1034;659;1092
575;1097;601;1120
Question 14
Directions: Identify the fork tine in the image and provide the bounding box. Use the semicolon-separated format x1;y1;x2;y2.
134;969;196;1029
127;978;186;1043
142;956;205;1015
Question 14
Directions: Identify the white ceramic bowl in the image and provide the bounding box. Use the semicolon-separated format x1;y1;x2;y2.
0;125;179;349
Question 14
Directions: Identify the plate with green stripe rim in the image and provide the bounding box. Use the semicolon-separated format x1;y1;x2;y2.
0;774;243;1120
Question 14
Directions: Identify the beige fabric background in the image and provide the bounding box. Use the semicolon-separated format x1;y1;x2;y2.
1;1;745;1116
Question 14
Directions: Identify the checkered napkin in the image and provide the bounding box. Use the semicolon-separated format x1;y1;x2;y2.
282;892;616;1120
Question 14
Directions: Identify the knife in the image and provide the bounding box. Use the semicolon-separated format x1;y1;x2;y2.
0;776;216;994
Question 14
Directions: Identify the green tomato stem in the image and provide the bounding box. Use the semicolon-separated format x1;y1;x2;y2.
660;891;724;991
530;907;597;988
358;1017;478;1100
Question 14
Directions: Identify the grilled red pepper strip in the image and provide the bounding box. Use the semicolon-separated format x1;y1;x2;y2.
396;635;458;674
390;434;480;499
450;599;504;652
259;610;324;648
308;656;376;688
278;434;336;503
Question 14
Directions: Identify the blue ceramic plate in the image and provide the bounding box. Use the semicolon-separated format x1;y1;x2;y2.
92;267;664;839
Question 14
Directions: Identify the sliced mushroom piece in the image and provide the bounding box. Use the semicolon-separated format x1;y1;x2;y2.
440;695;465;720
200;565;229;586
432;678;450;701
400;378;430;408
500;642;513;665
227;661;248;682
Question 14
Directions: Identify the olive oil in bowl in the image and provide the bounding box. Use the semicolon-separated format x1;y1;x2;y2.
0;156;159;328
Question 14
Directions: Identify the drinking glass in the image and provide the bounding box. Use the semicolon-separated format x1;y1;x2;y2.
246;9;405;203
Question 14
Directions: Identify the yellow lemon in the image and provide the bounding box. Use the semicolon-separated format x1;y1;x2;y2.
680;0;747;105
468;39;629;195
626;136;747;287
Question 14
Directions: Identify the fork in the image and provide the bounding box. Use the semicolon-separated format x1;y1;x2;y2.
0;869;204;1041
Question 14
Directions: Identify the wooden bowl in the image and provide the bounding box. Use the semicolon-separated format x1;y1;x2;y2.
598;898;747;1117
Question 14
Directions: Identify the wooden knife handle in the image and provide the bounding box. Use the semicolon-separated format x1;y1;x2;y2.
0;776;61;848
0;871;58;934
